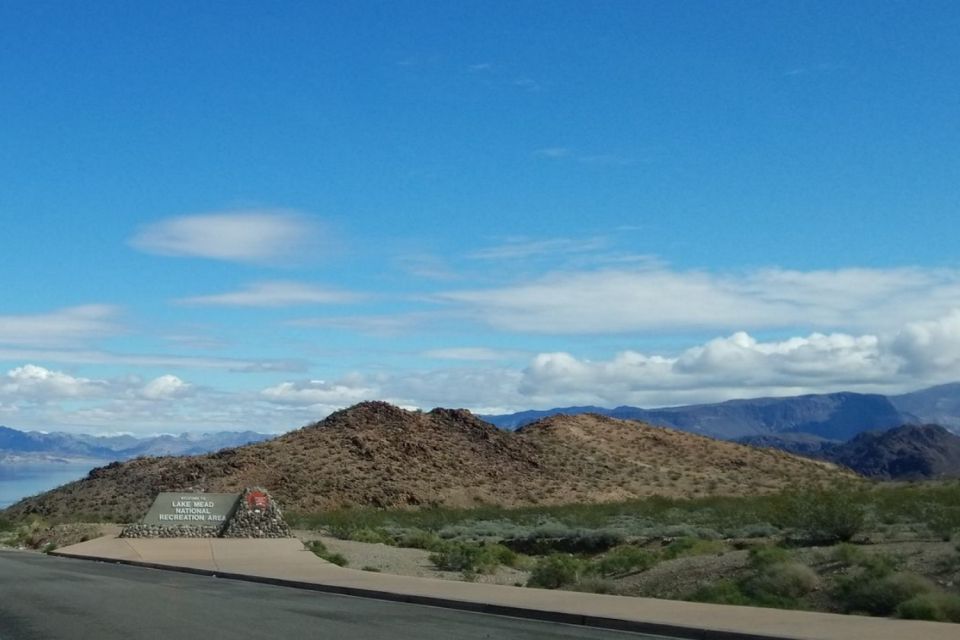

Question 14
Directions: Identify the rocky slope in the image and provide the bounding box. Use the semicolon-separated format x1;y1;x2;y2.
2;402;856;523
823;424;960;480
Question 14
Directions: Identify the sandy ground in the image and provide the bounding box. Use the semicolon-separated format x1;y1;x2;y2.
293;530;531;586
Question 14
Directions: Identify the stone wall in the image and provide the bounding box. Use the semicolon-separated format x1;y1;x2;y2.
120;524;220;538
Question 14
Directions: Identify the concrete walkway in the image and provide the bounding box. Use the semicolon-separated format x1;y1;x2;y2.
53;536;958;640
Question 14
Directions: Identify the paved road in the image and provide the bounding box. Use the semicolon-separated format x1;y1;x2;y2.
0;550;671;640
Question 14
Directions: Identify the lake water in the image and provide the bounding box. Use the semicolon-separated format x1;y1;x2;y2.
0;462;105;509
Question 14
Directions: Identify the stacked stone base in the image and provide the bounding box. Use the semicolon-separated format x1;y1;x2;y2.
120;524;220;538
221;488;291;538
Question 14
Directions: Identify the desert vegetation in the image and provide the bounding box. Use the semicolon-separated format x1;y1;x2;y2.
291;481;960;622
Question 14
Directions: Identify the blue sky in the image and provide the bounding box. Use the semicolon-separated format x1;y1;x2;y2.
2;1;960;434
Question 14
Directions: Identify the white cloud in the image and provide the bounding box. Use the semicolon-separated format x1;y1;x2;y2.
0;348;305;373
261;376;377;408
140;375;191;400
0;305;121;347
890;311;960;374
0;365;107;400
422;347;521;361
130;210;325;264
440;266;960;334
469;237;608;261
178;281;362;307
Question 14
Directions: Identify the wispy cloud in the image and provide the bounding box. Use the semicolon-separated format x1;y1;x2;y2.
438;265;960;335
0;305;122;348
130;209;327;265
178;281;362;307
469;236;608;261
421;347;522;361
469;63;492;71
0;347;307;373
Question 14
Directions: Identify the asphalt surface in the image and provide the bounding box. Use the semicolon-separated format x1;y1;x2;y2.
0;550;672;640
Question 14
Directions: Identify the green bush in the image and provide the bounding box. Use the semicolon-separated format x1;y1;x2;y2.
346;527;390;544
428;542;516;574
688;579;752;606
830;544;899;577
0;516;15;532
592;545;657;576
748;545;791;569
527;554;587;589
897;592;960;622
835;572;935;616
662;537;725;560
743;562;819;600
398;529;448;551
777;488;866;545
305;540;349;567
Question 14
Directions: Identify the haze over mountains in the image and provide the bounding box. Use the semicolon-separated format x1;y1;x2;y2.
483;383;960;441
1;402;852;523
0;427;272;463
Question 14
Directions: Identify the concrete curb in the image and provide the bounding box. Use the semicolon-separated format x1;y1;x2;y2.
50;548;792;640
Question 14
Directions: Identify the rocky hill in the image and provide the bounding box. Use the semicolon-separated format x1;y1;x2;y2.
1;402;856;523
822;424;960;480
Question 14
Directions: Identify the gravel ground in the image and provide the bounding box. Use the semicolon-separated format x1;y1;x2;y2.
293;530;531;586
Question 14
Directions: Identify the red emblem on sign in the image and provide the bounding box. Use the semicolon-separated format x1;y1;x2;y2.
247;491;269;510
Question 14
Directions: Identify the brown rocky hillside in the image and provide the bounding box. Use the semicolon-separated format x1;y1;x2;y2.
2;402;856;523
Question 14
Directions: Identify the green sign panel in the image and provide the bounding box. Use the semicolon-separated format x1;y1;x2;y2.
142;492;241;527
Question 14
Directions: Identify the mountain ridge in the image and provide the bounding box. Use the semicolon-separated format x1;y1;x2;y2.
1;402;854;523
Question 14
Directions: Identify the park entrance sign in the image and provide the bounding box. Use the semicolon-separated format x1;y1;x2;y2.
121;487;292;539
141;492;241;527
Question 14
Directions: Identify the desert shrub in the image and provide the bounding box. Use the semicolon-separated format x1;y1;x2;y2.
748;545;791;569
502;527;625;555
688;580;752;606
592;545;657;576
527;554;587;589
0;516;14;532
305;540;348;567
835;571;935;616
730;522;781;539
830;544;899;576
361;566;381;572
569;577;625;595
346;527;390;544
662;537;726;560
924;506;960;542
743;562;819;600
429;542;516;573
897;592;960;622
776;488;866;545
398;529;447;551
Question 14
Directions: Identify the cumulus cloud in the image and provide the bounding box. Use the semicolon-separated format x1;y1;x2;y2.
0;305;122;347
261;376;378;408
129;210;326;264
178;281;362;307
440;266;960;334
890;311;960;374
0;365;107;400
140;375;191;400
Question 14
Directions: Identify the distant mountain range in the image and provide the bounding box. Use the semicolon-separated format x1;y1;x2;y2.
483;383;960;441
0;426;273;463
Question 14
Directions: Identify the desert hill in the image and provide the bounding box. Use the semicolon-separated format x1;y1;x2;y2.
2;402;855;523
